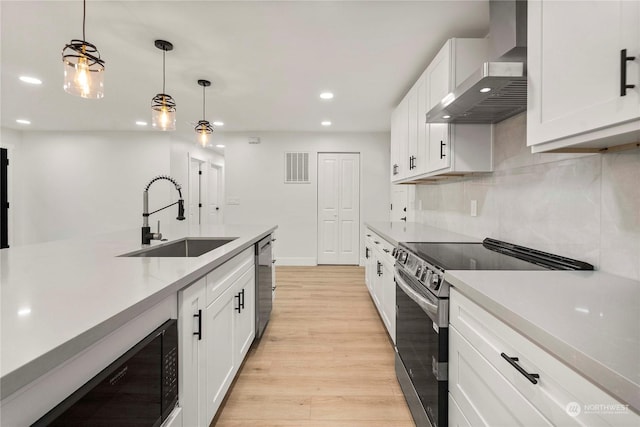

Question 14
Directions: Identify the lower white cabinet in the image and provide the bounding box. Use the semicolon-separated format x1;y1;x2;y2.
363;228;395;343
449;288;640;426
179;248;256;427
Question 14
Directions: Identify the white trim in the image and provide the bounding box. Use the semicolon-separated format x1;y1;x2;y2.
275;257;317;266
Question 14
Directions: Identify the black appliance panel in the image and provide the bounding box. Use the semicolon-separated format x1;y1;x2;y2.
32;319;178;427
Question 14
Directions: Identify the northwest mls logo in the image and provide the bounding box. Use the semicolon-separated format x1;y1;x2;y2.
566;402;581;417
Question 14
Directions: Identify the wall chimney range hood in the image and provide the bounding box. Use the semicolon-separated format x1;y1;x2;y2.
426;0;527;124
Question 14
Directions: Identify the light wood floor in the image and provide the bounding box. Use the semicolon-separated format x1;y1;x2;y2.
213;266;415;427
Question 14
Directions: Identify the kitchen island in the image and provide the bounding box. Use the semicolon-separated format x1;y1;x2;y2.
0;223;276;425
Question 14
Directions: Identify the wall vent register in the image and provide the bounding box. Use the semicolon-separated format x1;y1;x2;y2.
284;152;310;184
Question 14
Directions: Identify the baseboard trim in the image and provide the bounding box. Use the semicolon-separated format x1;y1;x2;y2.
275;257;317;266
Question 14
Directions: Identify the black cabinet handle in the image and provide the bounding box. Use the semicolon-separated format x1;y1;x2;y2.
365;247;370;259
400;216;407;222
240;289;245;310
501;353;540;384
621;49;637;96
235;293;242;313
409;155;416;170
376;261;382;276
383;248;390;253
374;240;380;245
393;164;399;175
193;309;202;341
272;259;276;264
440;141;446;159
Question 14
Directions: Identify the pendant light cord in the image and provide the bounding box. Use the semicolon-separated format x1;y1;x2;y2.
82;0;86;41
202;85;206;121
162;49;166;94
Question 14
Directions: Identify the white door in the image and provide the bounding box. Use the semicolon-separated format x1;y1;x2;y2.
189;158;203;227
208;164;223;225
317;153;360;265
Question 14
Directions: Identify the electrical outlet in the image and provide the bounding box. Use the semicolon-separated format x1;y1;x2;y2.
470;200;477;217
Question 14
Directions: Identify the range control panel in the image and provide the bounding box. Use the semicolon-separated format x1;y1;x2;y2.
393;247;445;294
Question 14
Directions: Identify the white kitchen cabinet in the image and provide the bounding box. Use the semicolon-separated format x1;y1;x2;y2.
527;0;640;153
449;288;640;426
178;248;255;427
391;97;409;180
178;278;206;427
391;38;493;183
363;228;395;344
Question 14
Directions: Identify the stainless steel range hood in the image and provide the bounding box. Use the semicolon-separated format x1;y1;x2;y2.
426;0;528;124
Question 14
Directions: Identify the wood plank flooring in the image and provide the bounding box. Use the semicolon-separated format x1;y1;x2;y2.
213;266;415;427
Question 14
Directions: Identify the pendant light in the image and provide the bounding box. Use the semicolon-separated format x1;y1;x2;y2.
151;40;176;131
62;0;105;99
195;79;214;147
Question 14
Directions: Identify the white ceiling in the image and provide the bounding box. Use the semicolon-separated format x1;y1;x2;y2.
1;1;489;136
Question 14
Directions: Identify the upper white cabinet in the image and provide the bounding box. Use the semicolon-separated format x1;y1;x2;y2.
527;0;640;152
391;38;493;183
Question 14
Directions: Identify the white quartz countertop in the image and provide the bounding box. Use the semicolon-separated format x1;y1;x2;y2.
365;221;480;245
445;270;640;413
0;223;277;399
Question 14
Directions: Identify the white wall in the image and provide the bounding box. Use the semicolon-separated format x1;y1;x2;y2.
220;131;390;265
4;129;223;246
413;113;640;281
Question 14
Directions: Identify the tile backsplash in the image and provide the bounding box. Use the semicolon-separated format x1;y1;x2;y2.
414;113;640;281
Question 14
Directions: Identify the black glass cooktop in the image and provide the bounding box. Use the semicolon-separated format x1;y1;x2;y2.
400;238;594;271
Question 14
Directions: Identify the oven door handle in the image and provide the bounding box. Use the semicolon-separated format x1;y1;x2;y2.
395;271;441;326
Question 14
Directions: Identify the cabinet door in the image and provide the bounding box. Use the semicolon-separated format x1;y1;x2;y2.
390;108;400;180
527;0;640;147
380;260;395;343
395;98;409;180
204;284;237;425
407;85;419;176
416;73;430;175
178;279;205;427
428;123;451;172
234;266;256;363
427;40;452;111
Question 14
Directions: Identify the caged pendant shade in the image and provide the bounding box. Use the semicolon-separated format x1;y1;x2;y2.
195;79;213;147
62;0;105;99
151;40;176;131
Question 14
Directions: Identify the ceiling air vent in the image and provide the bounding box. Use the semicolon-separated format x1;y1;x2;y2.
284;152;310;184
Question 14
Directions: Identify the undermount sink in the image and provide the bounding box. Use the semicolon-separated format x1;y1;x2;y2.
120;238;237;258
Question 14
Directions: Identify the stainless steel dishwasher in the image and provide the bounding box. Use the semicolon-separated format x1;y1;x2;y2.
255;235;273;338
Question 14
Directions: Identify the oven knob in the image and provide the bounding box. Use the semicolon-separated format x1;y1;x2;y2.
420;269;428;282
431;273;441;290
415;265;422;278
392;248;397;257
403;253;409;264
424;269;432;284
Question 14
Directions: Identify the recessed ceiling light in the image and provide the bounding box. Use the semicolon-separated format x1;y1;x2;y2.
16;119;31;125
480;87;492;93
213;121;224;126
18;307;32;316
321;121;332;126
216;144;225;148
320;92;334;100
19;76;42;85
136;121;148;126
442;115;451;119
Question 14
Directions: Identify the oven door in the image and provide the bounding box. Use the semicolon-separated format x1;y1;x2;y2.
395;268;447;427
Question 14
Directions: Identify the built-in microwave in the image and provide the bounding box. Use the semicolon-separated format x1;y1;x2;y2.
32;319;178;427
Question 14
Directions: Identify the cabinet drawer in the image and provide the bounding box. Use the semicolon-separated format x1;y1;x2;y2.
206;247;254;306
450;289;640;426
450;326;552;426
367;230;394;265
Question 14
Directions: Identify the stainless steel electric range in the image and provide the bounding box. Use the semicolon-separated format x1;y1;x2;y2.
393;238;593;427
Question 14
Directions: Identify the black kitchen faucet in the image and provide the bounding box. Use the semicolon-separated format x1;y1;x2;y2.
142;175;185;245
